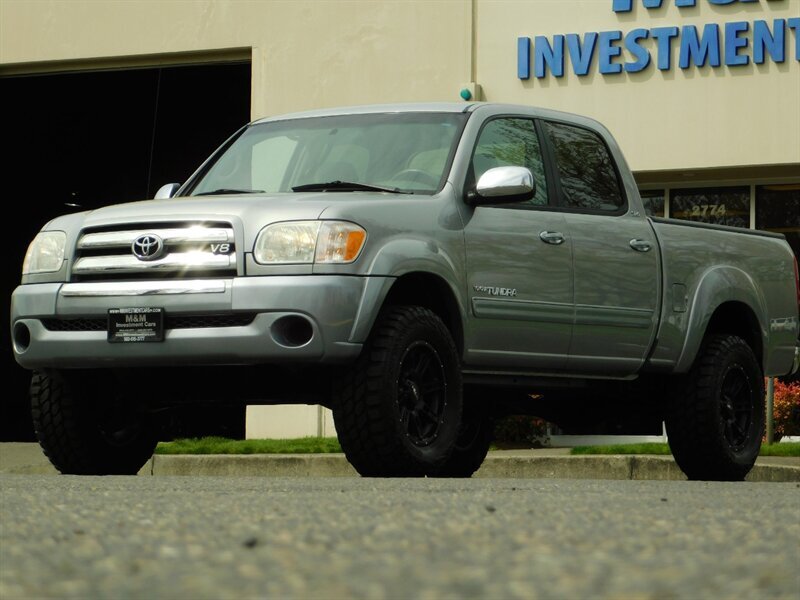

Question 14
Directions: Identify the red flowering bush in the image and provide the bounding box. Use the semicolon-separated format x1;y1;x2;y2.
771;378;800;441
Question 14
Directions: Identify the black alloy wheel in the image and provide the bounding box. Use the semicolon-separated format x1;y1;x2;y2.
719;364;754;451
397;341;447;447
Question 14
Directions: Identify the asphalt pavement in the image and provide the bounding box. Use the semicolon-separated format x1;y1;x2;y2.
1;475;798;599
1;443;798;481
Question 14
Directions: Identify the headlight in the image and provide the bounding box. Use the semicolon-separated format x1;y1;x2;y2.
315;221;368;264
22;231;67;275
254;221;366;265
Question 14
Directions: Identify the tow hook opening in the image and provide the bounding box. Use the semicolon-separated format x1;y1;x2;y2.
270;315;314;348
13;321;31;353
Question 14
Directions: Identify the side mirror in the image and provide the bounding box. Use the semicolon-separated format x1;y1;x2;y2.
154;183;181;199
467;166;535;206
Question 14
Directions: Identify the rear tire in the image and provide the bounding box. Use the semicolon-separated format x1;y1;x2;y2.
333;306;463;477
30;370;158;475
665;335;764;481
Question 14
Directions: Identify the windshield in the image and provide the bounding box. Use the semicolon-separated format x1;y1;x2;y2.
188;112;468;196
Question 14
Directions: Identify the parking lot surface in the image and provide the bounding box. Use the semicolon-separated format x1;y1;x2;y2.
1;475;798;599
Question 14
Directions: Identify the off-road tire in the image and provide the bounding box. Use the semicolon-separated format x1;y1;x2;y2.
437;413;493;477
333;306;463;477
30;370;158;475
665;335;765;481
437;390;493;477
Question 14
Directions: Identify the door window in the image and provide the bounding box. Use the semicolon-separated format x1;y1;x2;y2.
543;121;625;213
470;118;548;207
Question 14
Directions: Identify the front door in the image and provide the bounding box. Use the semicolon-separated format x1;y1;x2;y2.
463;117;574;371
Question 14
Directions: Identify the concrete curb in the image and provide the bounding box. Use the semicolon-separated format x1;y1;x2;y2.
139;453;800;482
143;454;357;478
3;443;797;481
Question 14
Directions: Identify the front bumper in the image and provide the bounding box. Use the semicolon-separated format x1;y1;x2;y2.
11;276;389;369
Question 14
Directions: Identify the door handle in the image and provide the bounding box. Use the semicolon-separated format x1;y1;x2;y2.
539;231;565;245
629;239;653;252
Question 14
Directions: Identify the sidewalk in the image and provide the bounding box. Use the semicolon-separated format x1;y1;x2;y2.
2;443;798;481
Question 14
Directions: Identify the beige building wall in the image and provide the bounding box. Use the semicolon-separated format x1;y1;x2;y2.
0;0;473;119
246;405;335;440
476;0;800;173
2;1;797;172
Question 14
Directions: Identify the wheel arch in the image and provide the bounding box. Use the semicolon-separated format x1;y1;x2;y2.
676;266;768;373
705;301;763;363
385;272;465;351
350;271;466;355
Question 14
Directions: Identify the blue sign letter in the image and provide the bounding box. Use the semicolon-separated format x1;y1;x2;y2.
725;21;750;66
518;37;531;79
613;0;695;12
753;20;785;65
535;35;565;78
786;18;799;61
680;23;721;68
567;32;598;76
651;26;680;70
625;28;652;73
599;31;624;74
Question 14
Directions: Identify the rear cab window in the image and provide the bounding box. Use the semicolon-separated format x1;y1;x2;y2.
541;120;626;214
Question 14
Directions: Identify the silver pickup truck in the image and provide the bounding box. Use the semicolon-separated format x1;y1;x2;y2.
11;103;799;480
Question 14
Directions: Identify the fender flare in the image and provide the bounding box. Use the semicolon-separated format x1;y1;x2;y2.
674;265;768;373
348;237;467;344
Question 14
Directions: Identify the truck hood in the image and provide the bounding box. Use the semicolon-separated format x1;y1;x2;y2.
43;190;442;261
78;192;345;228
63;191;407;244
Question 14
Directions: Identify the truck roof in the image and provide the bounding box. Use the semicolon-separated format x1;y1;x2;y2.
251;102;594;126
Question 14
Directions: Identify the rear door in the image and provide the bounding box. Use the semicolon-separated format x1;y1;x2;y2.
463;116;573;371
540;120;659;376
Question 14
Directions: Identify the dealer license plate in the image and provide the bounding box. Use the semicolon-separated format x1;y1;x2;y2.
108;307;164;343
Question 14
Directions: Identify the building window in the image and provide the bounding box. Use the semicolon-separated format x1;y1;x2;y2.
670;187;750;229
639;189;665;217
756;184;800;260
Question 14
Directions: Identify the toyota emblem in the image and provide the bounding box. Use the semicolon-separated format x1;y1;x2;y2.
131;234;164;261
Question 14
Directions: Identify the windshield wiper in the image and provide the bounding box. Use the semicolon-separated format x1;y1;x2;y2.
194;188;265;196
292;181;411;194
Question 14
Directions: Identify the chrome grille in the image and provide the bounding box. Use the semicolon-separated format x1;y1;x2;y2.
71;222;237;281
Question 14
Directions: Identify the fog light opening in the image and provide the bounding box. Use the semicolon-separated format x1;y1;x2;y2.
271;315;314;348
13;322;31;353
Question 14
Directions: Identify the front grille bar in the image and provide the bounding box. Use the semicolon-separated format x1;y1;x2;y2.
70;223;238;281
78;227;234;249
60;280;227;297
72;253;235;275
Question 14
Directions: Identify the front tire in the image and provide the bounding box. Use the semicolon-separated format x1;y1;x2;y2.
665;335;765;481
30;370;158;475
333;306;463;477
437;391;493;477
